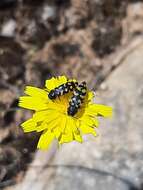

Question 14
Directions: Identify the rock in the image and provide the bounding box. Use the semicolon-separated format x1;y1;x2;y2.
41;5;56;21
0;36;24;83
6;39;143;190
31;29;103;89
1;19;16;37
91;23;122;57
123;2;143;40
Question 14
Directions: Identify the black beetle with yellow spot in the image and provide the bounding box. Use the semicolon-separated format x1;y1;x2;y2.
48;81;78;100
68;81;87;116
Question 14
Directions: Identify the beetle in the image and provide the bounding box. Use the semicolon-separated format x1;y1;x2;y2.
48;81;78;100
67;81;87;116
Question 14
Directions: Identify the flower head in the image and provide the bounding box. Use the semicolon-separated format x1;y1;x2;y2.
19;76;112;150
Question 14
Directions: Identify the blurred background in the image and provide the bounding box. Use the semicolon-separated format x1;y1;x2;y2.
0;0;143;190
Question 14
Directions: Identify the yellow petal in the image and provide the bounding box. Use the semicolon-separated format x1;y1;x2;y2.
36;112;61;132
87;91;94;101
45;75;67;91
81;115;99;128
53;115;70;140
37;130;55;150
19;96;48;110
24;86;48;99
53;127;62;139
45;77;58;91
59;116;67;133
68;117;77;132
33;110;52;122
59;117;74;144
80;123;97;136
57;75;67;85
80;116;97;127
53;116;67;139
73;131;83;143
36;122;47;132
33;109;61;122
87;104;112;117
59;117;83;144
59;133;73;144
21;118;36;132
92;117;99;127
44;112;61;123
69;118;82;143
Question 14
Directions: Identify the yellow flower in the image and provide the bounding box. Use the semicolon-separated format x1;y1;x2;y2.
19;76;112;150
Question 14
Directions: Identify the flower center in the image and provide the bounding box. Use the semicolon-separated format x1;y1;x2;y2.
50;92;86;119
52;93;71;114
